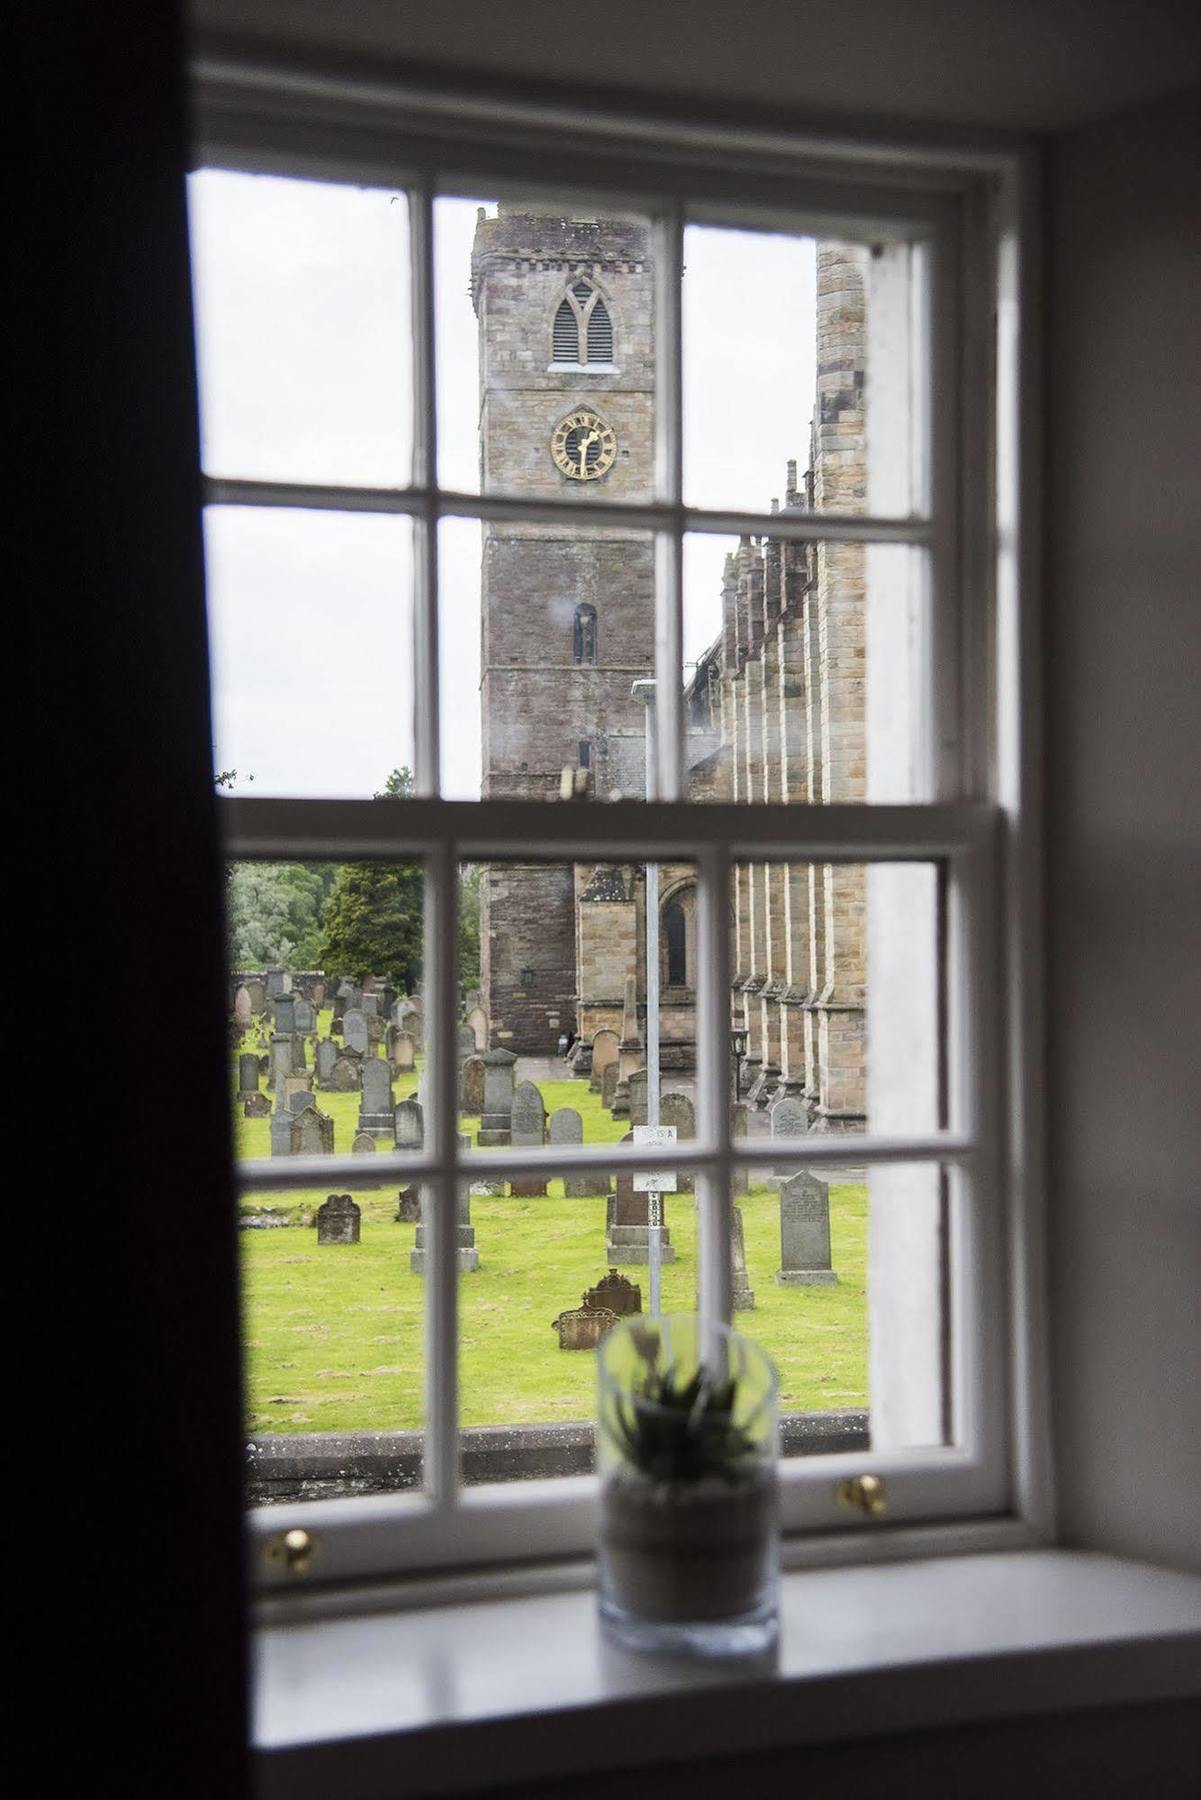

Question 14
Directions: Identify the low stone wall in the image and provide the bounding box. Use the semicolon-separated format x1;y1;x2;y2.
246;1411;870;1506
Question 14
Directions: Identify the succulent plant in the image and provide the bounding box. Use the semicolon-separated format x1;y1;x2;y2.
606;1353;759;1485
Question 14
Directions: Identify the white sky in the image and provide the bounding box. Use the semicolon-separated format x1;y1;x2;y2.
189;172;816;798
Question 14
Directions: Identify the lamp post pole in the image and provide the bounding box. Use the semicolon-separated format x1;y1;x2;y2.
632;678;661;1314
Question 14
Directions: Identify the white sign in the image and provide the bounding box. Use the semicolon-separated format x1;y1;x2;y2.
633;1124;677;1193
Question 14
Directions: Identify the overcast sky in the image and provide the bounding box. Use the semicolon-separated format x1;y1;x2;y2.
189;172;816;799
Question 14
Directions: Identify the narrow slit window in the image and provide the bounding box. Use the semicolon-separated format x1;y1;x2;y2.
573;602;598;664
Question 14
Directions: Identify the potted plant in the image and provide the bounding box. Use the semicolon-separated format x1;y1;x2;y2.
597;1314;778;1655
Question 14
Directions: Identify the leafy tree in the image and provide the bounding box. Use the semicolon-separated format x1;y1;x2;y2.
459;863;482;989
226;862;331;968
317;768;424;988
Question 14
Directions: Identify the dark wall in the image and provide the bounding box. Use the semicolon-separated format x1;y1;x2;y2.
25;5;248;1795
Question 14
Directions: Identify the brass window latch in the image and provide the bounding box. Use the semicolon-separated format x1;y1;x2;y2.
263;1527;316;1575
836;1474;888;1518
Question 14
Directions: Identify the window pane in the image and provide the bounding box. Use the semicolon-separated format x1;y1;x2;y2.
684;535;933;803
233;862;426;1506
205;507;414;798
188;171;412;486
683;222;927;519
438;515;656;802
435;194;655;502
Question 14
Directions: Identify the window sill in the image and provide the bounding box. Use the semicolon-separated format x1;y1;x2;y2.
255;1549;1201;1798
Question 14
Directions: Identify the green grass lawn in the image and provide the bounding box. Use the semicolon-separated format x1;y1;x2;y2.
235;1028;867;1435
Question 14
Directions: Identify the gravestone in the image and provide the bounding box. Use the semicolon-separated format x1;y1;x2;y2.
343;1009;369;1056
601;1061;618;1109
391;998;415;1031
510;1080;547;1198
660;1091;695;1193
245;978;266;1015
776;1172;838;1285
287;1087;315;1114
583;1269;641;1317
457;1023;476;1066
330;1055;360;1093
461;1055;486;1116
395;1185;421;1223
266;968;288;999
272;991;298;1037
315;1039;339;1088
478;1047;518;1146
243;1091;270;1118
269;1036;294;1090
361;994;380;1019
731;1205;755;1309
269;1110;294;1156
316;1193;360;1245
378;982;396;1018
388;1028;416;1072
551;1305;619;1351
628;1068;650;1128
730;1102;750;1193
465;1005;488;1052
351;1131;376;1155
411;1186;479;1273
290;1106;334;1156
294;997;316;1036
770;1095;809;1178
358;1058;395;1138
310;980;326;1009
549;1106;591;1197
394;1098;424;1151
233;985;252;1030
365;1012;386;1046
237;1053;260;1098
606;1133;676;1264
589;1029;619;1094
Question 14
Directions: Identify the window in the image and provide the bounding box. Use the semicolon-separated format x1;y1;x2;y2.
552;278;614;365
573;602;598;664
191;60;1040;1589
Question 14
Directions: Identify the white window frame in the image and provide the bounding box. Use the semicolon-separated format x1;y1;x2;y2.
191;49;1048;1593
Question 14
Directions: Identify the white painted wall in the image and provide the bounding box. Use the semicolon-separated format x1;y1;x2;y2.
1045;89;1201;1572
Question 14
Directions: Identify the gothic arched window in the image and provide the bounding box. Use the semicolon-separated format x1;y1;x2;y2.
552;280;614;365
664;900;687;987
573;603;598;665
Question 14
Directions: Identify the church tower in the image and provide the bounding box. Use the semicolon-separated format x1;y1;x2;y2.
471;207;656;1051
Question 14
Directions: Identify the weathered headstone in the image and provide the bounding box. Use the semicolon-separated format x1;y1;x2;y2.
606;1133;676;1264
628;1067;650;1128
315;1039;339;1088
583;1269;641;1316
245;978;266;1016
351;1131;376;1155
294;997;316;1036
290;1106;334;1156
316;1193;360;1245
659;1090;695;1192
243;1091;270;1118
233;986;252;1030
411;1186;479;1272
549;1106;590;1197
589;1029;619;1094
552;1305;618;1350
272;991;298;1037
730;1101;750;1193
457;1023;476;1066
361;993;380;1019
731;1205;755;1309
478;1047;518;1146
395;1185;421;1223
394;1098;424;1150
461;1055;486;1116
287;1087;315;1114
266;967;288;999
388;1027;416;1072
237;1052;260;1098
776;1172;838;1285
330;1055;360;1092
358;1057;395;1138
310;980;326;1010
770;1095;808;1179
601;1061;618;1109
465;1005;488;1052
510;1080;547;1197
343;1009;369;1057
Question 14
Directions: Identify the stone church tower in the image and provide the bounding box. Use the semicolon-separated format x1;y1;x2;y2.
472;207;656;1051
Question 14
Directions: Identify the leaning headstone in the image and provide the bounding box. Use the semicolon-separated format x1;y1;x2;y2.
606;1133;676;1264
659;1091;696;1193
316;1193;360;1245
351;1131;376;1155
461;1055;486;1116
388;1027;416;1072
290;1106;334;1155
394;1098;424;1151
243;1091;270;1118
395;1185;421;1223
411;1186;479;1273
510;1080;547;1198
549;1106;591;1198
478;1047;518;1146
770;1095;809;1179
358;1058;395;1139
776;1172;838;1285
731;1206;755;1309
233;985;252;1030
583;1269;641;1317
315;1039;339;1088
330;1055;360;1093
237;1053;260;1098
552;1305;619;1350
590;1029;620;1094
343;1009;369;1057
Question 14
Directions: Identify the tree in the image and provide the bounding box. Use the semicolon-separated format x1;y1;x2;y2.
317;768;424;988
226;862;331;968
459;863;482;989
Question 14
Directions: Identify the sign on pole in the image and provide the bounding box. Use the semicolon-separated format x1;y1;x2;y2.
633;1124;677;1192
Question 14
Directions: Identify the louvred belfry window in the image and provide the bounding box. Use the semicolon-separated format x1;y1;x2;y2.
189;59;1042;1593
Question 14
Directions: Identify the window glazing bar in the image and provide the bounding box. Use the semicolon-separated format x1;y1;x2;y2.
422;842;460;1506
410;178;440;799
696;844;733;1336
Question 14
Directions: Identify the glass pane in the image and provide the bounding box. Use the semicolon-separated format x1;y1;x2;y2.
683;222;927;518
188;171;412;487
683;534;932;803
234;860;426;1507
204;507;414;798
725;860;942;1134
435;194;655;502
439;515;656;802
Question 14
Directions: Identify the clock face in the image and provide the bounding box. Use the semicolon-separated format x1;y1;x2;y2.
550;409;618;481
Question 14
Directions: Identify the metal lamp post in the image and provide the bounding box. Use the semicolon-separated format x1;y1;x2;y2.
730;1025;749;1100
631;678;662;1313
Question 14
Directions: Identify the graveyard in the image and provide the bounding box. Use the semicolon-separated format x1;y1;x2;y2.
235;980;869;1439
